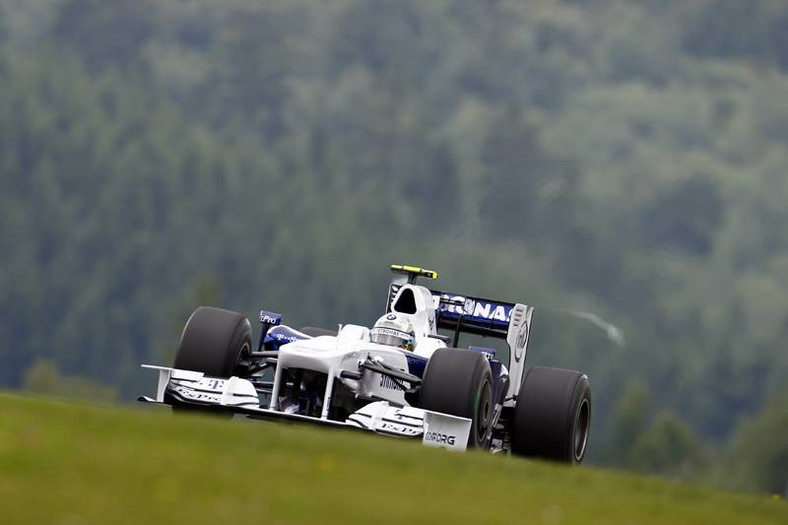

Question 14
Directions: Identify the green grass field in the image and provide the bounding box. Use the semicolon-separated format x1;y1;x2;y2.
0;393;784;524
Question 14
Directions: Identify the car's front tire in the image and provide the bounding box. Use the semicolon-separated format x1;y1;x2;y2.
173;306;252;378
418;348;493;448
511;366;591;464
168;306;252;416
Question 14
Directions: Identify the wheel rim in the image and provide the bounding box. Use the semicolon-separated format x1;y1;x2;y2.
573;398;590;462
234;342;252;376
475;380;492;442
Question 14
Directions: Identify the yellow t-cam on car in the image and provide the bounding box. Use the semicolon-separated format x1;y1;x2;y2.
390;264;438;284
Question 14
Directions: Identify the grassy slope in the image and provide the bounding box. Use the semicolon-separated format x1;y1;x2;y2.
0;394;784;524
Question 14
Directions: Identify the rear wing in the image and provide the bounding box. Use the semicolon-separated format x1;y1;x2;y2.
436;291;513;338
388;283;514;338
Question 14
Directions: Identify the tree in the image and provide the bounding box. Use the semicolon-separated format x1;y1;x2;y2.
629;410;706;478
603;381;652;466
53;0;157;71
718;389;788;494
24;359;118;401
638;175;723;256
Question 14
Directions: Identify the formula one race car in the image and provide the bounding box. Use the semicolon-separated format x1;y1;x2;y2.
139;265;591;463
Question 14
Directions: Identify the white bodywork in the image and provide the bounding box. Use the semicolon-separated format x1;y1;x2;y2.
504;303;533;402
269;284;447;416
270;326;414;414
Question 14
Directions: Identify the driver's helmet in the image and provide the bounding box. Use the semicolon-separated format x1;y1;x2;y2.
370;313;416;350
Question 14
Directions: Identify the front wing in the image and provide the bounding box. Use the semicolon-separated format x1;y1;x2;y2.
138;365;472;451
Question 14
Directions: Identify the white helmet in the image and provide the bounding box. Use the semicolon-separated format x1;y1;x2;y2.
370;313;416;350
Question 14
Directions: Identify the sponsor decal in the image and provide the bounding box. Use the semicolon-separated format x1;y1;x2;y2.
386;313;398;321
469;346;496;360
372;327;409;338
207;379;225;390
173;386;220;403
515;322;529;362
259;310;282;325
424;431;457;446
436;295;512;323
470;301;509;321
378;422;421;436
272;333;299;343
390;411;422;422
379;375;401;390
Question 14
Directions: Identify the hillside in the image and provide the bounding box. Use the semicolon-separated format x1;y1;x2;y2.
0;394;783;524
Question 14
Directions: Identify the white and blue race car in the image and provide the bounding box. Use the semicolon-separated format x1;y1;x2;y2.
140;265;591;462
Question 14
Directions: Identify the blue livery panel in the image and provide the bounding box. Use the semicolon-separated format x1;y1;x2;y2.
387;284;514;338
265;325;310;347
259;310;282;326
404;352;427;378
435;292;513;333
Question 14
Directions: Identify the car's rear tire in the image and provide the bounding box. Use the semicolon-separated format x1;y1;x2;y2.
173;306;252;378
418;348;493;448
511;366;591;464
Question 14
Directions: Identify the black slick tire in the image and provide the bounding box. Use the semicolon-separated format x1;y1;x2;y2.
418;348;494;448
173;306;252;378
511;366;591;464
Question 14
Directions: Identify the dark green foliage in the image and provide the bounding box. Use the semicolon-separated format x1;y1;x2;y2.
480;107;581;241
682;0;788;70
24;358;118;401
54;0;158;71
718;390;788;495
629;410;706;478
602;383;707;480
639;176;723;255
604;381;652;466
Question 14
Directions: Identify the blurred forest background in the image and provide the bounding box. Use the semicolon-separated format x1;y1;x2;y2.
1;0;786;495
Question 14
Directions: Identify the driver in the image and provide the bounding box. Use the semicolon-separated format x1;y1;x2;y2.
370;313;416;351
